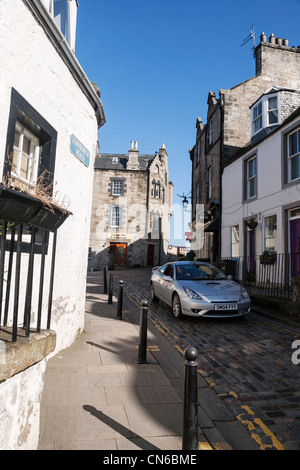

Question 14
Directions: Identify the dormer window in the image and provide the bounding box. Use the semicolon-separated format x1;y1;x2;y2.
251;92;280;136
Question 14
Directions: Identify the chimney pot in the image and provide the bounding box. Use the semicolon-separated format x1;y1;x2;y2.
269;34;275;44
135;141;138;150
260;32;267;43
276;37;282;46
283;38;289;46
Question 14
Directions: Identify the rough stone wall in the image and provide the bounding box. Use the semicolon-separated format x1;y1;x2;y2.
90;146;173;270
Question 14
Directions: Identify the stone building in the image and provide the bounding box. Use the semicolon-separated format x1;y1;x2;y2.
0;0;105;449
189;33;300;262
89;141;173;270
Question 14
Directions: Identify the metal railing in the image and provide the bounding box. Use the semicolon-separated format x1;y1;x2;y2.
217;253;299;301
0;219;57;342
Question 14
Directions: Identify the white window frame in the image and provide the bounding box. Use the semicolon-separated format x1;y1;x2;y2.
252;101;262;134
12;122;40;185
230;225;240;258
288;127;300;182
267;96;278;126
263;215;277;252
251;92;280;136
112;180;123;196
41;0;78;51
110;206;120;228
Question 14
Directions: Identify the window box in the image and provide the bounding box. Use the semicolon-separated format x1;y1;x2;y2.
0;185;70;231
260;250;277;265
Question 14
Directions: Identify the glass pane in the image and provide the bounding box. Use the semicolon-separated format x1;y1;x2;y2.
254;117;262;133
20;154;29;180
12;149;19;173
289;132;298;156
268;97;277;110
22;136;31;155
14;128;21;148
265;214;277;252
249;178;256;198
291;155;300;181
269;110;278;124
54;0;70;43
248;158;256;177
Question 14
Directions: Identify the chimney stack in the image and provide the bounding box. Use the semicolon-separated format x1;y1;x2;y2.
127;140;139;170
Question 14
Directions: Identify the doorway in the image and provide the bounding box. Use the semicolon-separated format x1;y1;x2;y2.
147;244;155;266
110;243;127;266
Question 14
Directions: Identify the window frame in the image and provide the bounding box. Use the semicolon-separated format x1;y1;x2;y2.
263;215;277;253
230;225;240;258
251;92;280;137
243;151;257;202
110;206;120;228
4;88;57;194
12;122;40;186
288;128;300;183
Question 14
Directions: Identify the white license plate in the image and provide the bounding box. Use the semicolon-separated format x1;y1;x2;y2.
214;304;238;311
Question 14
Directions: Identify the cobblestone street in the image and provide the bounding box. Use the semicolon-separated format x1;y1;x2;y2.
108;267;300;450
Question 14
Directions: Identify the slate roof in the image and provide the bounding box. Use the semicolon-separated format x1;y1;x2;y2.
95;154;155;171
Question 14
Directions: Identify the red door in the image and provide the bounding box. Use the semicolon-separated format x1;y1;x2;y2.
290;219;300;277
115;244;127;265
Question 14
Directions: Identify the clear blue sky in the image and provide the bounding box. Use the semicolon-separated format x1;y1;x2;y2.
75;0;300;245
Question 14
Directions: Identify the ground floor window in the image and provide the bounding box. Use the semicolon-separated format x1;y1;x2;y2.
12;122;39;187
264;215;277;252
230;225;239;257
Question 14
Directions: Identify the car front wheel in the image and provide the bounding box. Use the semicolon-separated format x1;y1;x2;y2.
150;283;158;301
172;293;183;319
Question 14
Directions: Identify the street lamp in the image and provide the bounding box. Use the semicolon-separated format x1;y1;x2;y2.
178;192;191;210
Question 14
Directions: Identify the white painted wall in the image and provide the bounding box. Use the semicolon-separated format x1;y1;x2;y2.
222;114;300;260
0;0;101;449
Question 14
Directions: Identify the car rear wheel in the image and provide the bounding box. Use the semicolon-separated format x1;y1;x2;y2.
172;293;183;319
150;283;158;301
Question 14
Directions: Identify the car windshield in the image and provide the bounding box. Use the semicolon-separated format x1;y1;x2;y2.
175;263;227;281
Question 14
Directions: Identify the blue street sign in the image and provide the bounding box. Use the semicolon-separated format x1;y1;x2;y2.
70;134;90;167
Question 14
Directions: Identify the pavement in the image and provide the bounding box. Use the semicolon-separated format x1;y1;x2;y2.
38;272;260;451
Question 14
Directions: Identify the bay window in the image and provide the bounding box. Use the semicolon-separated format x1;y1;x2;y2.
251;92;279;136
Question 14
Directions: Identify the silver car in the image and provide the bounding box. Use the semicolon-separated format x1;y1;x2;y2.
150;261;251;319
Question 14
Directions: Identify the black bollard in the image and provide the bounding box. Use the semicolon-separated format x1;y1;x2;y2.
182;346;199;450
116;280;123;320
108;273;113;304
138;300;148;364
103;266;107;294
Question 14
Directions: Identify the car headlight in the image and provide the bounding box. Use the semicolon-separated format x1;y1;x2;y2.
183;287;203;300
240;287;249;299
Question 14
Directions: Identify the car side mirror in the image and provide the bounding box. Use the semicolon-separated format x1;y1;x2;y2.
227;275;233;280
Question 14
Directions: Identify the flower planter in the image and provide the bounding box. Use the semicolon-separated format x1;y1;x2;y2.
0;185;70;231
29;206;69;230
260;257;276;265
0;186;41;224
